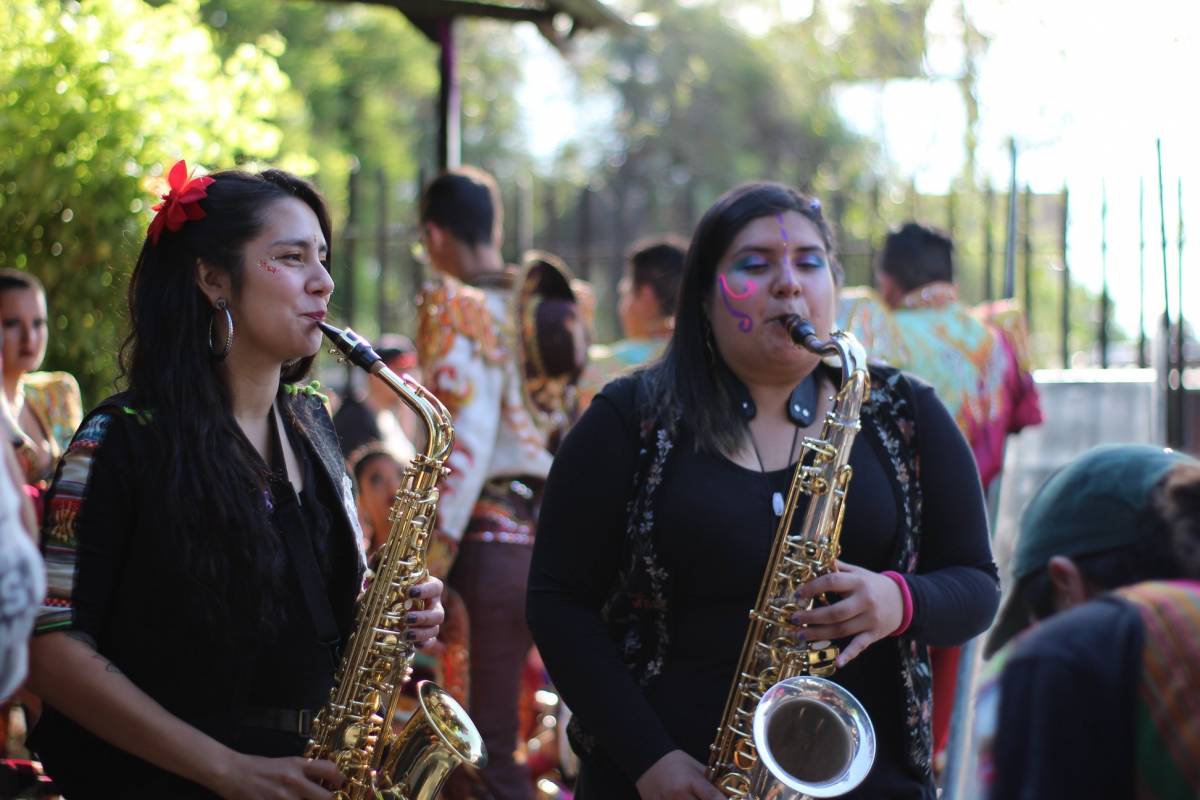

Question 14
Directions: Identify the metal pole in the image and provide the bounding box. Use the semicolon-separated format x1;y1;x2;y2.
946;188;958;246
376;169;389;334
411;168;427;302
344;166;359;328
1100;180;1110;368
1023;185;1033;335
436;18;461;171
1139;178;1148;368
1060;186;1070;368
516;173;533;256
577;185;592;281
1177;177;1187;448
1157;139;1178;447
543;183;559;252
984;187;995;302
1003;138;1018;298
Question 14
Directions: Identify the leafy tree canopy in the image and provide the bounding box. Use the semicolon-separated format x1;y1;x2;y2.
0;0;289;403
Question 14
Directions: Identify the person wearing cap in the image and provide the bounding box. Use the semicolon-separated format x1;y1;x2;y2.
416;167;585;799
976;444;1200;799
331;333;420;466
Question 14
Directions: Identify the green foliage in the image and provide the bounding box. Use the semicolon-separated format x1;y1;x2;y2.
0;0;287;404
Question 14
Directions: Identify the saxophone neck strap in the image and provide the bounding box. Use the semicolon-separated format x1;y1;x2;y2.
723;365;819;427
267;407;342;669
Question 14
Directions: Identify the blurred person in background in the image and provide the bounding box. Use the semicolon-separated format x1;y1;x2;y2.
0;271;83;489
839;222;1042;769
348;443;404;559
332;333;420;466
416;166;586;799
580;236;685;406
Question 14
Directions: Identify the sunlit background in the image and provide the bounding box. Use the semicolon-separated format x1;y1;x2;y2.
2;0;1196;403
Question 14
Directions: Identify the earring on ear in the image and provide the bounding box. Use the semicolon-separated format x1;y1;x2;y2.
209;298;234;361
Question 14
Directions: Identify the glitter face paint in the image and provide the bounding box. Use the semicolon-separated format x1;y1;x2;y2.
258;258;279;275
718;273;756;332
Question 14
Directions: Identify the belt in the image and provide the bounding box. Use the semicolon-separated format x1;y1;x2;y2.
240;706;316;737
463;529;536;546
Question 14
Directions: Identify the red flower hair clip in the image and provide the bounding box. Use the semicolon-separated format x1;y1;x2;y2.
147;160;215;246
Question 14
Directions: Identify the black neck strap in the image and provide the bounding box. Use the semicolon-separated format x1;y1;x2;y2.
723;366;819;427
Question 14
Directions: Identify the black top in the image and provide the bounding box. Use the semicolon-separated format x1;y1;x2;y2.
527;374;998;798
992;597;1142;800
31;390;362;799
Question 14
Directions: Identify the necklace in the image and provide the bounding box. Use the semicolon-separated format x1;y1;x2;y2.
748;423;802;517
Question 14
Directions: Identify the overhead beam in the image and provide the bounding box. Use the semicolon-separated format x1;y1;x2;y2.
327;0;555;25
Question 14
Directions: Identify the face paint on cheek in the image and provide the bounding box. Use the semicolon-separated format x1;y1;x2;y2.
718;274;755;333
258;259;279;275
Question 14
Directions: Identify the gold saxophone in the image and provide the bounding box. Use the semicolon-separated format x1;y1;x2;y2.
308;321;486;800
707;317;876;799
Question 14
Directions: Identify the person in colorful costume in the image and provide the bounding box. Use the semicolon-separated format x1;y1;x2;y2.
0;271;83;488
840;223;1042;492
980;444;1200;799
580;236;686;406
416;167;584;800
839;222;1043;766
24;163;444;799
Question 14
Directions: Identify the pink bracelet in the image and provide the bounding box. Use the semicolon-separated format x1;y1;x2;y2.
881;571;913;636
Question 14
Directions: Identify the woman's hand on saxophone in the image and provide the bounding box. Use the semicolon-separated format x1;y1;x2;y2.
789;560;904;667
210;753;344;799
635;750;726;800
407;574;446;646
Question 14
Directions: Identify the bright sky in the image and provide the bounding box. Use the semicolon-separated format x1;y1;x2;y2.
517;0;1200;343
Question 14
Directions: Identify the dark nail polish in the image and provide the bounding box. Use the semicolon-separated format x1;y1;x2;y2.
406;630;417;640
408;586;422;598
406;613;418;624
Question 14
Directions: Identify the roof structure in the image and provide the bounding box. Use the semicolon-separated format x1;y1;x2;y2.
325;0;629;45
314;0;631;168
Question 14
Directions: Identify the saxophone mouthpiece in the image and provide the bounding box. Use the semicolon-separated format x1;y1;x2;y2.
318;320;383;373
783;315;819;349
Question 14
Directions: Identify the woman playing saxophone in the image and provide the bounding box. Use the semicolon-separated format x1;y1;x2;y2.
25;163;444;799
527;182;999;799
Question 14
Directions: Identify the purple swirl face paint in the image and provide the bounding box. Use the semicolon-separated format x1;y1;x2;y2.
718;274;756;332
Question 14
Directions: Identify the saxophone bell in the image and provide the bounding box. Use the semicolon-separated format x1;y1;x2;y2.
752;676;875;798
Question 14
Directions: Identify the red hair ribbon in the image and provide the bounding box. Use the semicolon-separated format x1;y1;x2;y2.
147;160;215;246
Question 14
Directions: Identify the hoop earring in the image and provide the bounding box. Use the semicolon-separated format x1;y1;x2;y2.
209;298;234;361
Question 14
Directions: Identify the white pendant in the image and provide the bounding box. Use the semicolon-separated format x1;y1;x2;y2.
772;491;785;517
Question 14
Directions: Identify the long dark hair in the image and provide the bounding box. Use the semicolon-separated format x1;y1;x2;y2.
644;181;838;455
119;168;333;634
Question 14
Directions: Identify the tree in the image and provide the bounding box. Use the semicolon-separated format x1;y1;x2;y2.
0;0;289;403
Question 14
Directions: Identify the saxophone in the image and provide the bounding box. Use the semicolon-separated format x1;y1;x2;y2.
706;317;876;799
308;321;487;800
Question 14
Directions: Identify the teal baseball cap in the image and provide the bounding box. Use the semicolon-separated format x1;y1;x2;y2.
984;444;1197;657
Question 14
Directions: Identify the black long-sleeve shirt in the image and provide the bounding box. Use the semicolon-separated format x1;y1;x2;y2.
527;373;999;797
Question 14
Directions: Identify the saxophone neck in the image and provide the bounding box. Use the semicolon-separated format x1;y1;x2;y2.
783;317;869;387
317;321;454;463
